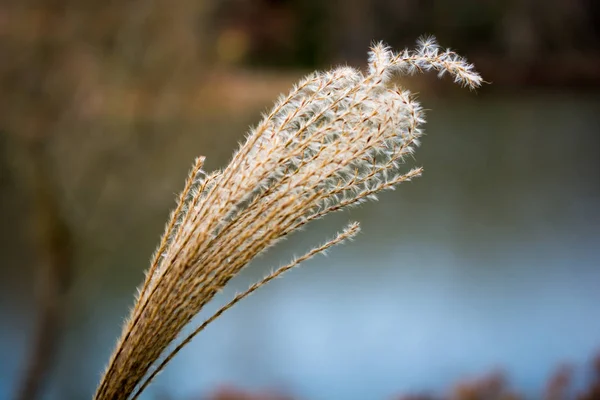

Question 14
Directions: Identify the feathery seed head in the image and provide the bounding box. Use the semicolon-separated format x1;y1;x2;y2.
94;37;482;400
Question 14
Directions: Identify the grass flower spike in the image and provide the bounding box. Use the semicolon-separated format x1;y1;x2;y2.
94;37;482;400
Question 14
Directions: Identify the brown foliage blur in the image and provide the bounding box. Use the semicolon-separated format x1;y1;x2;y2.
211;0;600;86
1;1;211;399
207;386;294;400
199;354;600;400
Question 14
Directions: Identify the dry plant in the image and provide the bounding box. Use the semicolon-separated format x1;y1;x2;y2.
94;37;482;400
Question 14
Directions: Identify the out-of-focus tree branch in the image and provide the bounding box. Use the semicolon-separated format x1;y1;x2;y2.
13;142;72;400
1;1;212;398
1;3;74;399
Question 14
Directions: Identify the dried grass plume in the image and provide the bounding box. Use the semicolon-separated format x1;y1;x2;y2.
94;37;482;400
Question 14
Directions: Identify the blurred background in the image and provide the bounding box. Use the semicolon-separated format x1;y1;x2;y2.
1;0;599;399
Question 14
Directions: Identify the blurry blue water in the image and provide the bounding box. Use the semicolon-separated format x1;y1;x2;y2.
146;196;600;400
1;93;599;399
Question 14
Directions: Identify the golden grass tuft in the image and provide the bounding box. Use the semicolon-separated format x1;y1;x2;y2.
94;37;482;400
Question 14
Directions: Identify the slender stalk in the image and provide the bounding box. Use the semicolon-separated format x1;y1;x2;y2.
94;37;482;400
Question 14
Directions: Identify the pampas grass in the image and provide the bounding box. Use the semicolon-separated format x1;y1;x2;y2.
94;37;482;400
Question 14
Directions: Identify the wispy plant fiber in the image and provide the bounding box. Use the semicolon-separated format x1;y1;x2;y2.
94;37;482;400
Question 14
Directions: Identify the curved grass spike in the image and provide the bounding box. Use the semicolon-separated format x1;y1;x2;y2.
131;222;360;400
94;37;482;400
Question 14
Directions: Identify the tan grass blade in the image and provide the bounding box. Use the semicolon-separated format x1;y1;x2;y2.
93;37;482;400
130;222;360;399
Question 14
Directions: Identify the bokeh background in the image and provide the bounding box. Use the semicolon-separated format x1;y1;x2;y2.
1;0;599;399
